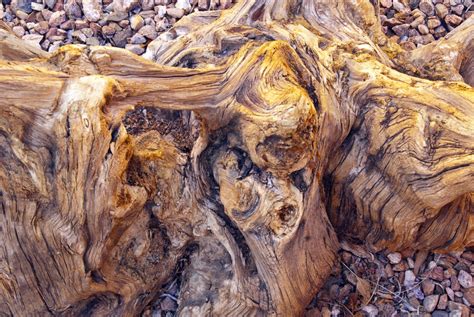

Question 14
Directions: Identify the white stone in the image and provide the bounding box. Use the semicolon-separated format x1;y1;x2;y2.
175;0;191;11
31;2;44;11
83;0;102;22
125;44;145;55
361;304;378;317
458;270;472;289
404;270;416;287
387;252;402;264
156;5;166;18
48;41;61;53
12;25;25;37
392;0;405;11
22;34;43;49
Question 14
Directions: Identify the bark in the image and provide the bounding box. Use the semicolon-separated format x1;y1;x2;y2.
0;1;473;316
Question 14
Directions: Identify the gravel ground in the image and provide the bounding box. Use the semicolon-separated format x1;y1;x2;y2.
380;0;473;50
307;248;473;316
2;1;472;316
0;0;233;55
1;0;472;54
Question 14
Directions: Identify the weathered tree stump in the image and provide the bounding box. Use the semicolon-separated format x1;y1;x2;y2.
0;1;472;316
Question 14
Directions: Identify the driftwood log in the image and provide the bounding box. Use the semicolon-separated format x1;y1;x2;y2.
0;1;473;316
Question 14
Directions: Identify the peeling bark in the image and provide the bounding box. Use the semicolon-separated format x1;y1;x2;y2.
0;1;473;316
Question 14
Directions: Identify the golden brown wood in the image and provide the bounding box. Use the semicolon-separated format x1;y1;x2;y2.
0;1;473;316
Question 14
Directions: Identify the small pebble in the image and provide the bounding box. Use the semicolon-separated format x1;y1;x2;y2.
388;252;402;264
125;44;145;55
457;270;472;289
423;294;439;313
130;14;144;30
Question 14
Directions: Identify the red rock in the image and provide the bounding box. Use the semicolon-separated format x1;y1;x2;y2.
45;27;57;39
448;301;470;317
60;19;74;30
385;263;394;277
451;276;461;291
34;11;45;22
444;268;456;279
89;22;101;34
393;260;409;271
437;294;448;309
430;266;444;282
34;20;49;34
220;0;232;9
423;294;439;312
52;0;63;11
48;10;65;27
445;14;463;27
101;24;116;36
461;251;474;262
422;279;435;295
463;287;474;305
451;4;464;15
75;20;89;30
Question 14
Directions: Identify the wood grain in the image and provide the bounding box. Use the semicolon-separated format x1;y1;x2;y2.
0;1;473;315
